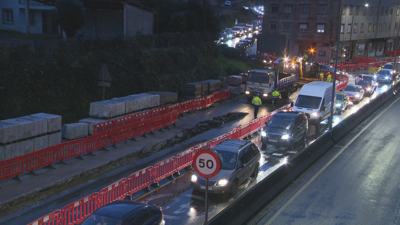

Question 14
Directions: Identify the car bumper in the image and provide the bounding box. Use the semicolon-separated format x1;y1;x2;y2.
192;182;230;194
261;136;291;147
245;91;272;100
348;96;362;102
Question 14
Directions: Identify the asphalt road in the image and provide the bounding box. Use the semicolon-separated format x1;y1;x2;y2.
246;85;400;225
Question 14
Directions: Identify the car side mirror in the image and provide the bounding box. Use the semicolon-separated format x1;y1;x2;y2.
321;105;326;111
238;164;245;169
265;121;269;125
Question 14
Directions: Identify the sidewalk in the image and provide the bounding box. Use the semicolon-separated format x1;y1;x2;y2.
0;96;283;224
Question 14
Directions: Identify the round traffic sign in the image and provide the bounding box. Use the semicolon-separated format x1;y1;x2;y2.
193;150;221;178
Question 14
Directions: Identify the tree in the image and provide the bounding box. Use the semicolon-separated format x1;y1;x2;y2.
51;0;85;39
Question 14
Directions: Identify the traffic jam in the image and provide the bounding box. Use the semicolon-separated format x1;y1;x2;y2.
22;6;400;225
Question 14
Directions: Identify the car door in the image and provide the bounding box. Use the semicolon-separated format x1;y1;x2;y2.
237;147;250;184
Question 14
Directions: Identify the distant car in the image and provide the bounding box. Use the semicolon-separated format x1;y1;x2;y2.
335;91;349;114
355;74;378;86
382;62;400;78
191;139;261;195
261;110;308;150
357;80;376;95
235;39;249;48
320;64;335;72
236;23;249;34
244;36;254;45
224;1;231;6
376;69;394;83
81;200;165;225
231;26;244;36
344;84;364;104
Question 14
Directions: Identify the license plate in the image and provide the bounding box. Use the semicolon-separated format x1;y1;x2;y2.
269;139;277;142
200;186;212;190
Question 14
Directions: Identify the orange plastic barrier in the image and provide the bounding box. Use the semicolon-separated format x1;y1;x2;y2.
126;166;153;196
212;134;229;147
226;127;239;140
148;114;165;132
179;100;193;114
110;125;131;145
192;97;206;111
131;120;149;137
114;115;133;129
25;146;55;172
0;155;24;181
213;90;223;102
167;103;180;113
164;110;178;127
27;209;62;225
205;95;215;108
175;148;194;172
54;138;86;162
238;123;252;139
153;156;175;184
151;107;168;117
93;121;114;135
192;142;209;155
86;132;109;153
99;178;127;207
250;117;263;133
221;89;232;100
61;193;100;225
133;111;151;122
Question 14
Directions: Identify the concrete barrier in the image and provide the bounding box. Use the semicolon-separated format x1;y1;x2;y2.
210;82;400;225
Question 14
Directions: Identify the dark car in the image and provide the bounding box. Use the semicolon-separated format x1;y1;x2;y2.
357;80;376;95
261;110;308;150
376;69;394;83
81;200;165;225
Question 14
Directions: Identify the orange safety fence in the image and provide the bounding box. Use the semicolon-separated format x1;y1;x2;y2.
164;110;178;127
205;95;215;108
179;100;193;114
148;114;166;132
86;132;109;153
99;178;127;207
192;97;206;111
133;111;151;123
130;120;149;137
27;209;62;225
213;90;223;102
54;138;86;162
0;155;24;181
126;166;153;196
153;156;175;184
151;107;168;117
174;148;194;172
109;125;131;145
93;120;114;135
61;193;99;225
25;146;55;172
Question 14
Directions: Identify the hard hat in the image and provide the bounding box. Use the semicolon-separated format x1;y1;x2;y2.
256;93;259;96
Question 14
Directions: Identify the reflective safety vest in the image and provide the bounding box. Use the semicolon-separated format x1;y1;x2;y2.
252;96;262;105
330;59;335;63
272;91;280;99
327;74;332;82
320;73;324;81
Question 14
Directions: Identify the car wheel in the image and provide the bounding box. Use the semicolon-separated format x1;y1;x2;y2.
252;164;259;178
261;143;267;150
230;180;238;196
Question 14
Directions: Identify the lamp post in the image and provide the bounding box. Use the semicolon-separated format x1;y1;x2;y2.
349;3;369;60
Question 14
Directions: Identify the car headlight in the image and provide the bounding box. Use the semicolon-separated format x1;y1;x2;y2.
261;131;267;137
263;93;268;97
385;76;389;80
245;91;250;94
367;87;371;91
218;179;229;186
191;175;198;182
281;134;290;139
311;112;318;117
355;94;360;98
335;103;341;107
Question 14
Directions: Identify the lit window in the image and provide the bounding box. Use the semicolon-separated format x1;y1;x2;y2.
347;24;352;33
317;24;325;33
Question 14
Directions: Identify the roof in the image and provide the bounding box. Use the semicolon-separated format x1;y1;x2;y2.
94;200;144;218
212;139;250;153
274;110;303;118
33;0;154;12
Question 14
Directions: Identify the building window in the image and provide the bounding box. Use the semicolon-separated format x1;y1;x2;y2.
397;7;400;16
349;5;354;15
2;9;13;24
283;23;291;31
369;6;373;16
378;23;382;32
381;6;384;15
375;6;378;16
270;23;277;30
395;22;399;33
348;24;352;33
368;23;372;32
342;5;346;15
318;4;327;14
353;24;358;33
363;6;367;15
299;24;307;32
390;7;393;15
385;7;388;15
389;23;391;31
284;4;293;14
384;23;386;32
355;6;360;15
373;23;376;32
300;4;309;14
360;23;364;33
368;43;374;53
271;4;278;13
317;24;325;33
29;10;35;26
341;24;344;33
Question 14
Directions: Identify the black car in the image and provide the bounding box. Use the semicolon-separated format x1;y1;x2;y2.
81;200;165;225
357;80;375;95
261;111;308;150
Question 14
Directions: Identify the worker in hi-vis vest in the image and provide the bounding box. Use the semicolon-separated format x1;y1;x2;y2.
252;93;262;118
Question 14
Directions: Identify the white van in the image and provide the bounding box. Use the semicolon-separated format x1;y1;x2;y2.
293;81;335;133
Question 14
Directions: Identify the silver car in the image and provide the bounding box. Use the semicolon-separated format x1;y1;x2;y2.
191;139;260;195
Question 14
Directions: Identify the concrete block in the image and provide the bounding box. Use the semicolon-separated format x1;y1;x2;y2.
20;139;34;155
90;101;118;118
0;145;4;161
31;113;62;133
79;118;107;135
48;132;62;147
0;121;20;144
2;118;35;140
33;135;49;151
4;142;21;160
19;115;48;136
62;123;89;140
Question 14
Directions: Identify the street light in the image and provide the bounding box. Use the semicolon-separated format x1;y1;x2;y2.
349;3;369;59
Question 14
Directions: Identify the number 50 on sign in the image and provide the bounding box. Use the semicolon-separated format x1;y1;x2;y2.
193;150;221;178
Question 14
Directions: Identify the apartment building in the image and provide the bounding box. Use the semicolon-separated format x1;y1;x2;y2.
262;0;400;62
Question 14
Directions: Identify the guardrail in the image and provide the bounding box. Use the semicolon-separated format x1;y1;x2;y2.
28;103;292;225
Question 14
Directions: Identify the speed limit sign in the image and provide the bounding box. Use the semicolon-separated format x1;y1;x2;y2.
193;150;221;178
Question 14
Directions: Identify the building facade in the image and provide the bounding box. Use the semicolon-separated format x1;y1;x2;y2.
262;0;400;62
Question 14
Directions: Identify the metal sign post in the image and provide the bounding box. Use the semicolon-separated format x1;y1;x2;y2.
98;64;112;100
193;150;221;225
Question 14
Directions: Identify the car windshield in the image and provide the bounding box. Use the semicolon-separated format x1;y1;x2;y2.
295;95;322;109
362;76;373;81
336;94;343;100
248;72;270;83
377;70;390;75
358;80;370;86
344;86;358;92
215;150;237;170
383;65;393;70
232;27;241;31
81;214;122;225
267;116;295;130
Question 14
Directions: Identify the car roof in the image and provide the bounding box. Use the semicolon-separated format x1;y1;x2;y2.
94;200;145;218
274;110;304;118
212;139;251;153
